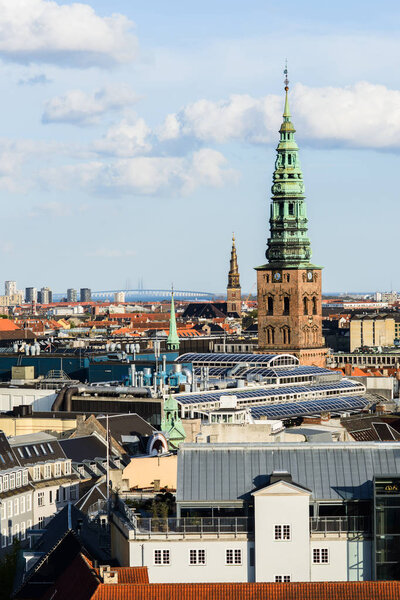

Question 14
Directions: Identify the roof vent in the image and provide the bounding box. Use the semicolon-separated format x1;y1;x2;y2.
270;471;292;484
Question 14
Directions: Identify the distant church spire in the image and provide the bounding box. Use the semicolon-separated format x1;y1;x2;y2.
167;287;180;351
227;234;241;316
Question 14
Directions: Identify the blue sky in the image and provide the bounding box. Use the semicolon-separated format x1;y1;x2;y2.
1;0;399;295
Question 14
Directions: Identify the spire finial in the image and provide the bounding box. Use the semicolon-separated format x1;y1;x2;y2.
232;232;235;244
284;59;289;92
283;60;291;119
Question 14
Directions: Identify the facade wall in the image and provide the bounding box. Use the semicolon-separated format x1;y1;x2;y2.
0;490;34;554
128;538;253;583
122;455;177;490
0;416;77;437
33;481;78;528
254;485;310;582
0;388;57;412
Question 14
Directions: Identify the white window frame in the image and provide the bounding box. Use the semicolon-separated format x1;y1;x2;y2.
37;491;45;507
274;524;291;541
20;495;25;514
23;470;29;486
1;529;6;548
0;503;6;520
154;549;170;565
13;524;19;540
20;522;26;541
275;575;291;582
189;548;206;565
16;470;22;488
38;516;45;529
3;475;8;492
9;473;15;490
226;548;242;565
7;500;12;518
33;466;41;481
54;463;61;477
64;461;71;475
313;548;329;564
26;519;32;532
44;464;51;479
26;494;32;512
13;497;19;516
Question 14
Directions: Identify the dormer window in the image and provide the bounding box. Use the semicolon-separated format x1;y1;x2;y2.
32;446;40;456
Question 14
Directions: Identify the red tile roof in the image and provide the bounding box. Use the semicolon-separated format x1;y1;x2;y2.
91;581;400;600
0;318;19;331
114;567;149;584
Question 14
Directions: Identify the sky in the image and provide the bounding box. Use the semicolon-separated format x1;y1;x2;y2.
0;0;400;295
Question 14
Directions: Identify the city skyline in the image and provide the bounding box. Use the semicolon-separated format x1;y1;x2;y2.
0;1;399;293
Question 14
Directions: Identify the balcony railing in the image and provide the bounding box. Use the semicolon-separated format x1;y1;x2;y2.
129;517;251;538
310;516;371;536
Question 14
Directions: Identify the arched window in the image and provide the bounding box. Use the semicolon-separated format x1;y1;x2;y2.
303;297;308;315
267;296;274;315
282;327;291;345
312;297;317;315
266;327;275;345
283;296;290;315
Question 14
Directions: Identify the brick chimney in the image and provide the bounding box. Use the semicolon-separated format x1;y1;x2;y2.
99;565;118;584
344;363;352;376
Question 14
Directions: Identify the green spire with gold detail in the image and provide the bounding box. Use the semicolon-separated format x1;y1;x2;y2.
228;233;240;289
265;63;314;268
167;287;180;351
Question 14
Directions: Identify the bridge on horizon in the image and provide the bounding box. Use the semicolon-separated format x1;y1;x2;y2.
52;289;217;302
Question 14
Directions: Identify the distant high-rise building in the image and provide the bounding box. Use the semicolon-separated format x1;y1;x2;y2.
114;291;125;303
80;288;91;302
227;234;241;316
5;281;17;296
67;288;78;302
25;287;37;303
38;287;53;304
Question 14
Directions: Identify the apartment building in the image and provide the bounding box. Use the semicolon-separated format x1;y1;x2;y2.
111;442;400;583
0;431;79;553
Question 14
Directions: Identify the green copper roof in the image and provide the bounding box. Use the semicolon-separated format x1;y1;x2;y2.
265;79;313;268
167;290;180;350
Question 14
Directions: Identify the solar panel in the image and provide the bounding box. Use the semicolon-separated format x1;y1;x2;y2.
250;396;370;419
175;379;365;406
176;352;286;365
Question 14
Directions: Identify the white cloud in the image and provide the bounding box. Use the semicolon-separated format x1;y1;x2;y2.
29;201;71;218
93;117;152;156
0;0;137;68
43;85;139;126
159;82;400;150
40;148;237;196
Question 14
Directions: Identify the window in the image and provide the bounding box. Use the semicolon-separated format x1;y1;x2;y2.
54;463;61;477
56;489;60;502
40;445;47;455
13;524;19;540
7;500;12;518
13;498;19;516
303;296;308;315
32;446;40;456
37;492;45;507
274;524;291;540
226;549;242;565
275;575;291;582
16;471;22;487
3;475;8;492
0;503;6;520
0;454;4;464
77;465;85;476
312;297;317;315
189;549;206;565
1;529;6;548
49;490;53;504
47;443;54;453
267;296;274;315
17;448;24;458
20;495;25;514
33;466;41;481
23;470;28;486
21;522;26;541
24;447;31;457
154;549;170;565
26;520;32;532
283;296;290;315
313;548;329;564
69;486;77;501
26;494;32;512
0;477;2;494
9;473;15;490
38;516;45;529
44;464;51;479
64;461;71;475
288;202;294;215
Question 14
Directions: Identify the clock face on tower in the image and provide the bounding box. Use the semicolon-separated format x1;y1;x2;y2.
273;271;282;283
306;270;313;282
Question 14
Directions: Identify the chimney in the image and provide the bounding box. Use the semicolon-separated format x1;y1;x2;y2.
99;565;118;584
344;363;352;376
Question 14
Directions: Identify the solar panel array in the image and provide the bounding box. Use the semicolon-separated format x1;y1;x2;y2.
177;352;279;365
250;396;370;420
243;365;333;378
193;367;231;377
175;380;364;406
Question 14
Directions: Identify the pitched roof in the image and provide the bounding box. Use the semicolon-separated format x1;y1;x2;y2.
90;581;400;600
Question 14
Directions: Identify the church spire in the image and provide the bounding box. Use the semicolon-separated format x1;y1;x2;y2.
265;64;313;268
228;233;240;289
167;287;180;351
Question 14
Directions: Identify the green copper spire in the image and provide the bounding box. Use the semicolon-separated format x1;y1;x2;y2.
265;66;313;268
167;287;180;351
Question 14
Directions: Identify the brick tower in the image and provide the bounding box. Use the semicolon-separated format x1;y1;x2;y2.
227;234;241;316
255;69;327;367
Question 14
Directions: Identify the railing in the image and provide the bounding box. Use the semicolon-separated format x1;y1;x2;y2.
310;516;371;536
128;517;251;538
